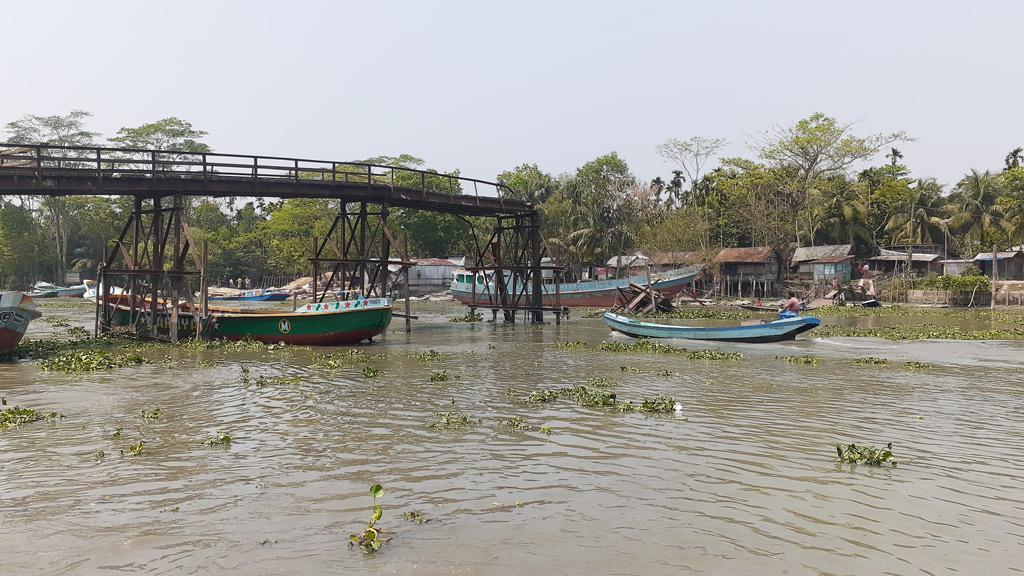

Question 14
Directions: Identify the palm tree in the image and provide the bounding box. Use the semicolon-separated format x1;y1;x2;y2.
884;178;949;245
948;170;1006;248
1005;147;1023;171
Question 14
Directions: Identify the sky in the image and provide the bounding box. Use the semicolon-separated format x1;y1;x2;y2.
2;0;1021;188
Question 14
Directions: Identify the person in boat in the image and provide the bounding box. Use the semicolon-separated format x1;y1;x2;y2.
779;291;801;319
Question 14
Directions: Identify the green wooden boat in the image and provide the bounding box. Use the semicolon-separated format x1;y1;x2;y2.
108;297;393;345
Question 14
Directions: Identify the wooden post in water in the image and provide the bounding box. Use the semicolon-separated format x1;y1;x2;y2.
991;245;997;309
312;235;319;304
403;232;411;333
645;263;655;315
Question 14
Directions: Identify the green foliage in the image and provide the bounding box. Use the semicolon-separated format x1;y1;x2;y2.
836;443;896;467
449;311;483;323
617;396;681;413
914;273;991;293
852;357;890;366
687;350;743;360
361;366;383;379
402;511;428;524
502;417;531;431
413;349;450;362
204;432;232;447
140;408;162;420
429;370;450;382
108;117;211;152
0;406;63;431
349;484;387;554
40;350;148;372
121;440;145;457
552;340;587;350
426;411;479;431
528;385;616;407
778;355;819;365
598;339;685;354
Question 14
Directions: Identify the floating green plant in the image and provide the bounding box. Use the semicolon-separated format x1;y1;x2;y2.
111;427;123;439
836;443;896;466
0;406;63;431
361;366;383;379
64;326;91;339
121;440;145;457
584;376;613;387
618;396;681;413
528;385;616;407
204;432;232;447
648;309;749;320
254;375;300;387
598;339;686;354
402;510;428;524
448;311;483;323
552;341;587;350
426;411;479;431
44;317;72;328
657;369;675;376
93;450;106;460
413;349;450;362
538;426;552;435
852;357;889;366
503;417;531;431
140;408;161;420
40;350;148;372
349;484;387;554
816;324;1024;341
430;370;450;382
903;361;933;369
312;349;366;369
618;365;641;373
687;350;743;360
778;355;819;365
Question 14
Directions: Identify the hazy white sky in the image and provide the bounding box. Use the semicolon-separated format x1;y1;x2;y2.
3;0;1021;188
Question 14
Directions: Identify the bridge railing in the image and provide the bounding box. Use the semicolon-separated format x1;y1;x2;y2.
0;143;521;208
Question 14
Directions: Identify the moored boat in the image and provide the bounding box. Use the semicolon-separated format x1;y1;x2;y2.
0;291;42;354
104;295;392;345
451;265;702;308
30;281;86;298
208;288;291;302
602;311;820;343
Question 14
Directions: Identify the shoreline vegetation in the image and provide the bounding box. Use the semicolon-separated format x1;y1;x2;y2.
3;112;1024;297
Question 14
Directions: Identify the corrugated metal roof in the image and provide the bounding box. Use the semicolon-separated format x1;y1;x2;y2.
792;244;852;263
606;253;649;267
414;258;457;266
813;255;854;264
714;246;775;264
973;251;1024;261
869;251;940;262
650;251;703;265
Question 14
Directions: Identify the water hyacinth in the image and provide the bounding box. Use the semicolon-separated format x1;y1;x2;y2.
0;406;63;431
448;311;483;323
687;350;743;361
41;350;148;372
349;484;387;554
836;443;896;467
852;357;889;366
598;339;686;354
778;355;819;365
426;411;479;431
429;370;450;382
204;432;232;447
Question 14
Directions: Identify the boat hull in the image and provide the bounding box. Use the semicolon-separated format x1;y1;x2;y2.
0;292;42;354
108;298;392;345
602;312;820;343
209;293;291;302
452;266;701;308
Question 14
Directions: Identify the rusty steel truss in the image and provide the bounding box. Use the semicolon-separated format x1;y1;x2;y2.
96;194;209;341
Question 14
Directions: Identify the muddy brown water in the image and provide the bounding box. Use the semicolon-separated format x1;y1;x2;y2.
3;300;1024;575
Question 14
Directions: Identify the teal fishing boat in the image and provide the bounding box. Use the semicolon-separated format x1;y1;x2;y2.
603;312;820;343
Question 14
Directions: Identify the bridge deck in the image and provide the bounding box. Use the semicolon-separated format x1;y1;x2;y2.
0;144;533;217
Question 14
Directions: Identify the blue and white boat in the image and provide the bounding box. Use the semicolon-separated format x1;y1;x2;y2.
602;312;820;343
208;288;291;302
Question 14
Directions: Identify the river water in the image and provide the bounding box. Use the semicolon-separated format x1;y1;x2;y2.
3;301;1024;575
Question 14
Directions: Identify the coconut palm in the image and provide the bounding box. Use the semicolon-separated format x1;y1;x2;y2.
884;178;949;245
1005;147;1023;171
948;170;1006;247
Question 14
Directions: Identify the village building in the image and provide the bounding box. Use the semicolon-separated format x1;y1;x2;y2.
649;251;704;273
790;244;853;280
973;251;1024;281
868;249;941;275
713;246;781;298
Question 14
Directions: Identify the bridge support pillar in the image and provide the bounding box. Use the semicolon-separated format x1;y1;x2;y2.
96;194;208;342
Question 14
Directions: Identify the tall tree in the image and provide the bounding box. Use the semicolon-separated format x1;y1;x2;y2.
1004;147;1023;171
3;110;100;281
655;136;727;207
949;170;1006;252
109;117;211;152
